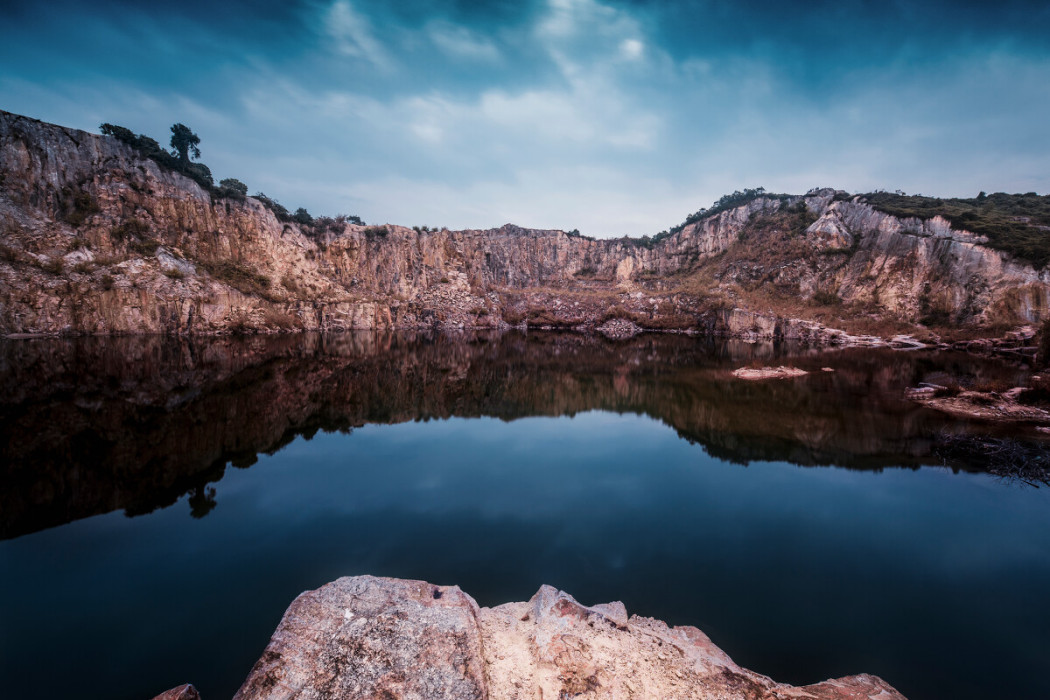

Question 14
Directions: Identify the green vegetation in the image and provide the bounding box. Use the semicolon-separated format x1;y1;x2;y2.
100;122;365;230
363;225;389;239
811;290;842;306
565;228;593;240
169;123;200;165
129;239;160;256
110;218;150;241
61;188;100;226
100;122;213;189
200;259;272;297
218;178;248;200
668;188;790;236
861;191;1050;268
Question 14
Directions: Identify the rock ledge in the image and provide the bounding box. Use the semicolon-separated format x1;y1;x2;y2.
226;575;905;700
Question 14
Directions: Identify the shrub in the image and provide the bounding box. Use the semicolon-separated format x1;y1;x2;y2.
254;193;292;222
201;259;272;297
129;239;160;256
42;257;64;275
183;162;214;188
163;268;185;280
111;218;150;241
861;191;1050;268
363;225;389;238
101;274;114;290
73;261;94;274
218;178;248;200
62;189;100;226
292;207;314;226
811;290;841;306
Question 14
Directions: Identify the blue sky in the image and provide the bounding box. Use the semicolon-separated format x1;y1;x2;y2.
3;0;1049;236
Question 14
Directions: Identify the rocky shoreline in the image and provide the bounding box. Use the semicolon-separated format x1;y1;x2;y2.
152;576;906;700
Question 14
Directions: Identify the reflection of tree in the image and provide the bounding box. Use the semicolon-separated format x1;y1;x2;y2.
188;485;217;519
0;331;1032;539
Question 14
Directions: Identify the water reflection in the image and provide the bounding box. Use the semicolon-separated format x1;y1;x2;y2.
0;331;1034;539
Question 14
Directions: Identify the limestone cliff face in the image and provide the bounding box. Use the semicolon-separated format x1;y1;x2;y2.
2;110;1047;337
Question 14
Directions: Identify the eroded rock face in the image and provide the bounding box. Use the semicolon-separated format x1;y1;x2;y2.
2;111;1047;338
234;576;906;700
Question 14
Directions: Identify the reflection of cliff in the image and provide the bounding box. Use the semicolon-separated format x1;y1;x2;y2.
0;332;1024;539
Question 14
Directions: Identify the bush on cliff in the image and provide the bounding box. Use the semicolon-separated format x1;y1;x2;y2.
861;191;1050;268
100;122;212;190
218;178;248;200
97;124;367;236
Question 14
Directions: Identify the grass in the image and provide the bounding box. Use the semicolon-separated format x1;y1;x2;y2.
861;191;1050;268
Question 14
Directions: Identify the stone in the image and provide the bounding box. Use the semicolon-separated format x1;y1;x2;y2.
232;576;487;700
732;366;809;380
150;684;200;700
234;576;906;700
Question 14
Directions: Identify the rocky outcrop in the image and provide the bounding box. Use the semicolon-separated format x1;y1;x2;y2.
2;110;1047;337
232;576;905;700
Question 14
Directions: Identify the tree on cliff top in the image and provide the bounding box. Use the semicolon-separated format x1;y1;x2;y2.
170;123;201;164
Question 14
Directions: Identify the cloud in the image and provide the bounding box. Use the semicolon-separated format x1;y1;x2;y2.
427;22;502;63
1;0;1048;238
324;0;393;71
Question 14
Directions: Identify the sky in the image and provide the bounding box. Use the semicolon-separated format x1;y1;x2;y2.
2;0;1049;237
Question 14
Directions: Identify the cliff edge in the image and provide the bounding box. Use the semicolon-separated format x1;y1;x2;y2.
2;110;1047;339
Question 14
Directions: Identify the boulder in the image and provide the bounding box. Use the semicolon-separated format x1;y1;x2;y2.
234;575;906;700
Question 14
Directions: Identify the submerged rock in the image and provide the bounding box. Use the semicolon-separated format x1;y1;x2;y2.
234;575;905;700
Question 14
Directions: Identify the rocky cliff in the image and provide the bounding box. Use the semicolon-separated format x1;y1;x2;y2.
2;110;1047;338
218;575;905;700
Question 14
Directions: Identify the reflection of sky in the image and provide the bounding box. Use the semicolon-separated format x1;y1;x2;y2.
3;1;1048;235
3;411;1050;699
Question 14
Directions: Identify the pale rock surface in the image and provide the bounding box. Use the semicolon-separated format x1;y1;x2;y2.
2;112;1048;337
234;576;906;700
732;366;810;380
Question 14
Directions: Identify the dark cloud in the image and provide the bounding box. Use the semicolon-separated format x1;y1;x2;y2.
1;0;1047;235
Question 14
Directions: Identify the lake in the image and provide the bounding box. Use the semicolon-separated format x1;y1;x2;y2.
1;332;1048;700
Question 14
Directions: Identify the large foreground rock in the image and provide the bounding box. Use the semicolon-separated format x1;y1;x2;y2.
234;576;905;700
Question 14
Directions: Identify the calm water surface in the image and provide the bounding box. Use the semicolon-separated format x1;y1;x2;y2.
1;332;1048;700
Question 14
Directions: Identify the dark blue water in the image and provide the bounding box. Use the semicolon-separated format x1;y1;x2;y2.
1;333;1048;700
